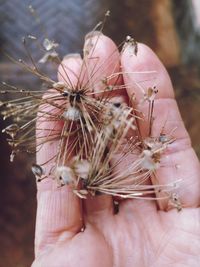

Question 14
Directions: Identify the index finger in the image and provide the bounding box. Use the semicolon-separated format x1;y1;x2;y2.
34;56;83;257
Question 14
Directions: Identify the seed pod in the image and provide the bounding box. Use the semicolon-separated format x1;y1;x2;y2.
53;81;66;90
43;38;59;51
141;149;160;171
28;35;37;40
31;164;44;181
124;35;138;56
55;166;76;186
145;87;158;102
170;193;182;212
2;124;19;138
10;151;16;162
8;140;18;148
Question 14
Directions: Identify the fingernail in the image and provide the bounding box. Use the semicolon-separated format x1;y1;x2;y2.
85;30;102;41
63;53;81;60
84;31;103;56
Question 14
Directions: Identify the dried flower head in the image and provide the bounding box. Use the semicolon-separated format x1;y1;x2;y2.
0;10;181;205
1;29;126;164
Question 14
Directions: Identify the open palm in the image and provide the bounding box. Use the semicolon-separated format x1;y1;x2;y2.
32;34;200;267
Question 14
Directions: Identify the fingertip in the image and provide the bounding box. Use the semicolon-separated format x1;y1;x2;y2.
121;42;174;99
122;43;158;69
57;54;83;86
84;32;118;58
83;32;121;95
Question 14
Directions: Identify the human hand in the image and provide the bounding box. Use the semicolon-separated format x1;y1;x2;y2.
32;34;200;267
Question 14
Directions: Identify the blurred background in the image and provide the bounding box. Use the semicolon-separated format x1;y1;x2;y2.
0;0;200;266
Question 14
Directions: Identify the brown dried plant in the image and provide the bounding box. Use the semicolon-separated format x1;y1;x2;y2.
0;10;181;206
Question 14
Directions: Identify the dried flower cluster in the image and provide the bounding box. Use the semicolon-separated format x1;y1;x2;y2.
0;10;181;209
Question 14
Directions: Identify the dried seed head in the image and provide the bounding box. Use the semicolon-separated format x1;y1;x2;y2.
8;140;17;147
55;166;76;185
126;35;132;42
169;193;182;212
27;35;37;40
124;35;138;55
31;164;44;180
10;151;16;162
145;87;158;102
73;159;90;179
62;106;81;121
141;136;169;171
43;38;59;51
28;5;35;13
2;124;19;138
39;51;59;64
53;81;66;90
158;133;174;144
105;10;110;17
141;149;160;171
0;13;182;203
6;103;14;108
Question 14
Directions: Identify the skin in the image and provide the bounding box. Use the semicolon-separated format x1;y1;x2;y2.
32;34;200;267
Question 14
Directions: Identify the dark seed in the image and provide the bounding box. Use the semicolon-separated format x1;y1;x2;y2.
113;102;121;108
31;164;44;178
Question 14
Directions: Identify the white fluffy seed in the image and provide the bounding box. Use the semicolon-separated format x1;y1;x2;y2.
55;166;75;185
141;150;160;171
73;160;90;179
62;107;81;121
